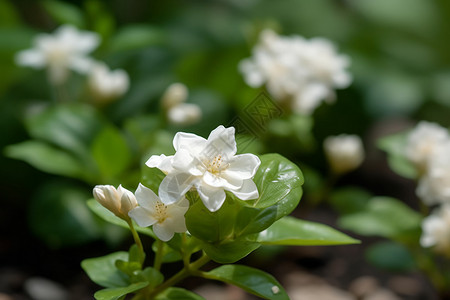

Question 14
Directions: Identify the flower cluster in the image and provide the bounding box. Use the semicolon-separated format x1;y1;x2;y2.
239;29;352;115
405;122;450;252
323;134;364;174
16;25;129;102
161;83;202;126
93;125;260;240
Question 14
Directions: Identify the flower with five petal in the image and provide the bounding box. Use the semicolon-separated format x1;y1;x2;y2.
146;125;261;212
15;25;100;84
128;183;189;241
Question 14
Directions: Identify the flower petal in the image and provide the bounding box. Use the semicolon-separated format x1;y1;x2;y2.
226;154;261;180
203;171;242;190
153;223;175;241
146;154;174;174
173;132;206;152
128;206;157;227
135;183;160;209
230;179;259;200
172;148;203;176
196;184;226;212
158;173;195;205
15;49;46;68
206;125;237;157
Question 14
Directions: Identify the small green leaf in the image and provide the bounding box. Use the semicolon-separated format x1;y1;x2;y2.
133;267;163;289
87;199;155;238
141;166;166;195
4;140;86;179
200;239;261;264
366;241;416;272
155;287;205;300
152;241;182;263
377;131;418;179
42;0;85;27
338;197;422;239
329;187;372;215
81;251;129;288
205;265;288;300
91;126;131;179
254;216;359;246
94;282;148;300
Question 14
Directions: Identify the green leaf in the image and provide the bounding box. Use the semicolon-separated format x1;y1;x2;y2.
250;153;304;219
205;265;288;300
87;199;155;238
4;140;86;179
377;131;418;179
329;187;372;215
200;239;261;264
253;216;359;246
338;197;422;239
28;182;101;247
155;287;205;300
366;241;416;272
42;0;85;27
134;267;163;289
81;251;129;288
141;166;166;195
108;25;163;53
91;126;131;179
94;282;148;300
152;241;182;263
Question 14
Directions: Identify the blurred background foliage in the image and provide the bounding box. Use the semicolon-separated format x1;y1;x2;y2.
1;0;450;280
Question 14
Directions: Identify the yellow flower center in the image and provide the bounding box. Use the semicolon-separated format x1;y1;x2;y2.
155;202;168;223
206;154;228;175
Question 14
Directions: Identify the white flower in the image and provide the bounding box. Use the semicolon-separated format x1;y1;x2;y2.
161;83;201;126
420;205;450;254
416;142;450;206
146;125;261;212
128;183;189;241
16;25;100;84
88;62;129;102
324;134;364;174
93;184;137;221
239;29;351;115
405;121;449;171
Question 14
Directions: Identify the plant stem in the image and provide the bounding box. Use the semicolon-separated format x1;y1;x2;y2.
146;253;210;299
127;220;144;257
154;238;164;272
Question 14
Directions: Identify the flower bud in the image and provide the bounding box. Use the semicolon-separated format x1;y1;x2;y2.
421;205;450;255
161;83;188;109
88;62;129;103
167;103;202;126
93;185;137;221
324;134;364;174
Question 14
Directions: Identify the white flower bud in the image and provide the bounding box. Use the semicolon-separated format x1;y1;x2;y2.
324;134;364;174
420;205;450;255
93;185;137;221
162;83;188;109
88;62;129;103
167;103;202;126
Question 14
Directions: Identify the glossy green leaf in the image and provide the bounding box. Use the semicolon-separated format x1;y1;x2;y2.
155;287;205;300
366;241;416;272
205;265;288;300
329;186;372;215
87;199;155;238
81;251;129;288
200;239;261;264
141;166;166;195
250;153;304;220
94;282;148;300
254;216;359;246
91;126;131;179
42;0;85;27
338;197;422;239
377;131;418;179
4;140;86;179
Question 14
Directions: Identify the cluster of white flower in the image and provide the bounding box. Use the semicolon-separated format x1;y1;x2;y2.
93;125;260;241
16;25;129;102
323;134;364;174
161;83;202;126
239;29;352;115
406;121;450;252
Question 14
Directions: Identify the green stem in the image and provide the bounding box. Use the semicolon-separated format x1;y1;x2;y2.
154;238;164;272
181;233;191;267
127;220;144;257
146;253;210;299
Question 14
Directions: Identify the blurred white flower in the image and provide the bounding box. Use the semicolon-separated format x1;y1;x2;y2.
405;121;449;172
88;62;129;102
416;142;450;206
420;205;450;254
146;125;261;212
16;25;100;85
161;83;202;126
128;183;188;241
93;184;137;221
239;29;351;115
324;134;364;174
